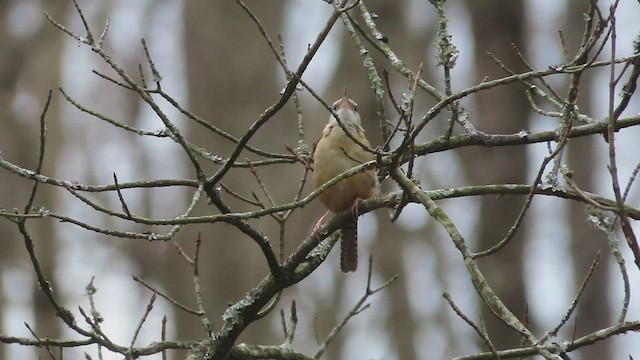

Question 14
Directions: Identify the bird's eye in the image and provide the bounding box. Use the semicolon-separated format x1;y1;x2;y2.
350;100;358;111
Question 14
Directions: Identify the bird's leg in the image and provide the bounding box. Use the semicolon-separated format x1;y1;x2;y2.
311;210;332;238
351;197;364;218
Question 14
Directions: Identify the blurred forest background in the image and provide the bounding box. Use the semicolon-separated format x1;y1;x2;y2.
1;0;640;359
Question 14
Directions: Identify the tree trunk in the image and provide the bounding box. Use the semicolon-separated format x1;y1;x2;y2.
181;0;288;351
0;1;68;356
463;1;529;350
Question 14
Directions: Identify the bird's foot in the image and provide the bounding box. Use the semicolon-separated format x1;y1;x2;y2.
351;197;364;218
311;210;332;238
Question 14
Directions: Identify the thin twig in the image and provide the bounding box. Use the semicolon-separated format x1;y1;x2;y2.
282;300;298;345
113;173;132;217
24;89;52;214
538;251;601;344
472;122;572;259
23;323;57;360
131;275;200;316
193;233;214;335
564;175;618;212
314;256;397;359
129;293;157;352
606;2;640;270
86;277;104;360
338;3;388;146
623;162;640;202
444;293;499;359
77;306;118;350
161;315;167;360
452;321;640;360
174;241;195;265
248;161;278;209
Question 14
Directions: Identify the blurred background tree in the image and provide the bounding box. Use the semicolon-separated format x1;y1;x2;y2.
1;1;639;359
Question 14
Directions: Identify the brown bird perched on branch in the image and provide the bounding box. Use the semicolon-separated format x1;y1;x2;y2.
312;94;379;272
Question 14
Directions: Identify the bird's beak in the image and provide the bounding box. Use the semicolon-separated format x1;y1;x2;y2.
339;95;353;111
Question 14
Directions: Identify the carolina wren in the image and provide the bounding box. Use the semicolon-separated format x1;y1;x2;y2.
313;95;379;272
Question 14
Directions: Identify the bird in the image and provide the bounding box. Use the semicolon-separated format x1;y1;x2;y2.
312;94;379;272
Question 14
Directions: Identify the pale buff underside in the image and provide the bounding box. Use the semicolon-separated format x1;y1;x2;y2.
313;123;379;213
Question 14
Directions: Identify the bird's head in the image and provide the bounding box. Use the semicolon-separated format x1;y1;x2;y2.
330;95;361;126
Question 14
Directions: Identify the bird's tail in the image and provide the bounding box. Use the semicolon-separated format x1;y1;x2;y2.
340;220;358;272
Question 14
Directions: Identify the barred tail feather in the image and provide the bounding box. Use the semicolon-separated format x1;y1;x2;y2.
340;220;358;272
